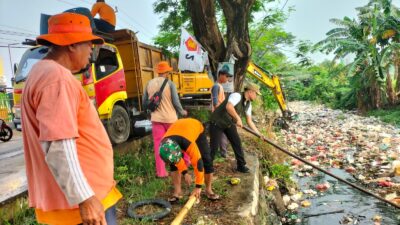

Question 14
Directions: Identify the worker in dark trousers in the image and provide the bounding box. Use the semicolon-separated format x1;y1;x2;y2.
159;118;220;201
209;82;266;173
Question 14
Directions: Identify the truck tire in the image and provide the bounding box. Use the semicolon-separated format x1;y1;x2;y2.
0;126;13;142
127;199;171;221
107;105;130;144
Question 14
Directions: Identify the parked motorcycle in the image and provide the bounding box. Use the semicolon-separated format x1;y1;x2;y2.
0;119;13;142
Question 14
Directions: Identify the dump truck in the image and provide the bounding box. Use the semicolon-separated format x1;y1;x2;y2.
12;29;213;144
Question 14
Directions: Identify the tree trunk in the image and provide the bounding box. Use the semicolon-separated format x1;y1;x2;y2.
357;91;367;113
218;0;254;91
187;0;255;91
187;0;226;81
370;77;381;109
395;51;400;94
386;68;397;105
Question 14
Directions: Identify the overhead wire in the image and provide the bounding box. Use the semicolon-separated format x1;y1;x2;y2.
280;0;289;11
56;0;155;40
117;7;156;38
0;46;29;49
56;0;79;8
54;0;138;36
0;30;36;38
1;0;159;68
0;24;37;36
0;37;24;43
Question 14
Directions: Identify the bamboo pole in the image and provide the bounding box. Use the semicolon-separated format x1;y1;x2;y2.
170;195;197;225
242;126;400;209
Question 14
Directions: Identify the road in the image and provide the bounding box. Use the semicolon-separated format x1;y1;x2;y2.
0;133;27;204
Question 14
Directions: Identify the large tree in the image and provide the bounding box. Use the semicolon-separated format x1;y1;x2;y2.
154;0;274;91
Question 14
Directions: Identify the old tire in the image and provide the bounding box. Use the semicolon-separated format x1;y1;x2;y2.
0;126;13;142
107;105;130;144
127;199;171;221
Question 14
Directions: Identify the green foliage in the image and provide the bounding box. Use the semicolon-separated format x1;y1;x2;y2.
153;0;278;54
269;164;292;183
285;61;353;108
114;140;169;202
261;88;279;111
0;197;37;225
115;139;171;224
367;105;400;126
187;108;211;123
250;7;295;72
153;0;191;52
315;0;400;110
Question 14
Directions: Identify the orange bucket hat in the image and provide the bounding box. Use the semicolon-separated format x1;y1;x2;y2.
36;12;104;46
157;61;173;74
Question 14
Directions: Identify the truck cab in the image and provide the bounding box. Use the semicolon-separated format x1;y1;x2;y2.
12;29;213;144
12;42;131;143
13;46;49;130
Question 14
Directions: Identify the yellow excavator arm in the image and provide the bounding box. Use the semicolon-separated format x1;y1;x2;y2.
246;61;291;118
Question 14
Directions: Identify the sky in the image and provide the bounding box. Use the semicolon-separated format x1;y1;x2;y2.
1;0;400;87
0;0;160;87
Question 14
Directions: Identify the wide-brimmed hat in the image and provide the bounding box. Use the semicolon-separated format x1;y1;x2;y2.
245;82;262;95
36;12;104;46
159;138;182;164
157;61;173;74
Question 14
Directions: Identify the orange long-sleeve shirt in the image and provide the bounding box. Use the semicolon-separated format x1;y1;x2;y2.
91;2;116;26
163;118;204;186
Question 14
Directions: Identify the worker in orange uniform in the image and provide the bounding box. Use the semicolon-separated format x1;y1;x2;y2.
159;118;220;201
91;0;116;33
21;12;121;225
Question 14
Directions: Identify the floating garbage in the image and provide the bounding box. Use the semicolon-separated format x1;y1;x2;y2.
377;180;392;187
287;202;299;210
372;215;382;222
301;200;311;207
279;102;400;223
315;183;330;191
290;192;302;201
282;195;291;206
265;179;278;191
303;189;317;196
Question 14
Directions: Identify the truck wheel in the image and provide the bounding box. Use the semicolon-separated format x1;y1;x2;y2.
107;105;130;144
0;126;13;142
127;199;171;221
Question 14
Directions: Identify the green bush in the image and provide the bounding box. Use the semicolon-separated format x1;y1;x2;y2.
269;164;292;183
367;105;400;127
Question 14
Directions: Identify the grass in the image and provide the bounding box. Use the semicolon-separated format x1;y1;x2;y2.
0;137;170;225
367;105;400;127
0;107;289;224
114;137;171;225
187;107;211;122
336;113;346;120
0;197;37;225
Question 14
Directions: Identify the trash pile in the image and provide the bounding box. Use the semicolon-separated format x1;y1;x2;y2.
277;102;400;223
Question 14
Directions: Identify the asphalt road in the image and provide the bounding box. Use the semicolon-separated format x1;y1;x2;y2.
0;133;27;203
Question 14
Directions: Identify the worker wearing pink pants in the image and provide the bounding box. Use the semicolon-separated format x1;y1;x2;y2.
143;61;188;178
152;122;190;177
